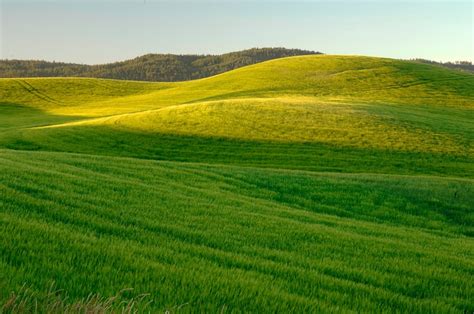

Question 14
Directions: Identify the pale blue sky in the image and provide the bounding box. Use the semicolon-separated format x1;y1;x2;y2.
1;0;472;64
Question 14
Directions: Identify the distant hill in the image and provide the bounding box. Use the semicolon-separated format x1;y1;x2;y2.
0;48;321;81
412;59;474;73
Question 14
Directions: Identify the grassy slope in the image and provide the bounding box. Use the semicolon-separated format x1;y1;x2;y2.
1;56;473;176
1;55;473;312
1;150;473;312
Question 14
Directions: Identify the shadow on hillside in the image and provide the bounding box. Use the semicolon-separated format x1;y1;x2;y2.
0;102;85;131
1;121;472;179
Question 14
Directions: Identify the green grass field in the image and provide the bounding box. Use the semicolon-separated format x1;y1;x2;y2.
1;55;473;312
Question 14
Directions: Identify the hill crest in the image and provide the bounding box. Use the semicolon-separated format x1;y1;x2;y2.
0;47;321;82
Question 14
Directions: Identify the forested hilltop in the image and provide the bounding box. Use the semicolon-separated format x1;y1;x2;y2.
0;48;320;81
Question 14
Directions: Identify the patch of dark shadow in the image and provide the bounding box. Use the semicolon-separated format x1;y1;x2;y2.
5;139;43;151
0;102;85;130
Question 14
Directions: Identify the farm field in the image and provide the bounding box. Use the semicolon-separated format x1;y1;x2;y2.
1;55;473;312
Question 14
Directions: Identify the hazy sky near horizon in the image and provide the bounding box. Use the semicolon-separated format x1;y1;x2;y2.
1;0;472;64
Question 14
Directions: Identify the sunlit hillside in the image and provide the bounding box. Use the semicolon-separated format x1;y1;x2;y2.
1;55;473;312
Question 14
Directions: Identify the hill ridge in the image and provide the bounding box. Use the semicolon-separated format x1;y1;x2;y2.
0;47;321;82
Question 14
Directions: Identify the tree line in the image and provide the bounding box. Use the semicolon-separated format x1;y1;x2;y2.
0;48;321;82
411;59;474;73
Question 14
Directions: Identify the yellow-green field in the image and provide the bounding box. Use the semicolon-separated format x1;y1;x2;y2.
1;55;473;312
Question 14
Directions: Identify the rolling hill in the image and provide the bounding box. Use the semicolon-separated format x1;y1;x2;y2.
0;48;320;82
1;55;473;312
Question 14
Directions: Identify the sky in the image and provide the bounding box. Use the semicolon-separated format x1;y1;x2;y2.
1;0;472;64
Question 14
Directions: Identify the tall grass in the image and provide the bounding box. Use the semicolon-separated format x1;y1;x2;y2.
1;284;153;314
1;150;473;312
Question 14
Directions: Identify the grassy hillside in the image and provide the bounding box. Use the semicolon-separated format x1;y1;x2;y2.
1;55;472;175
1;150;473;312
1;55;473;312
0;48;320;82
